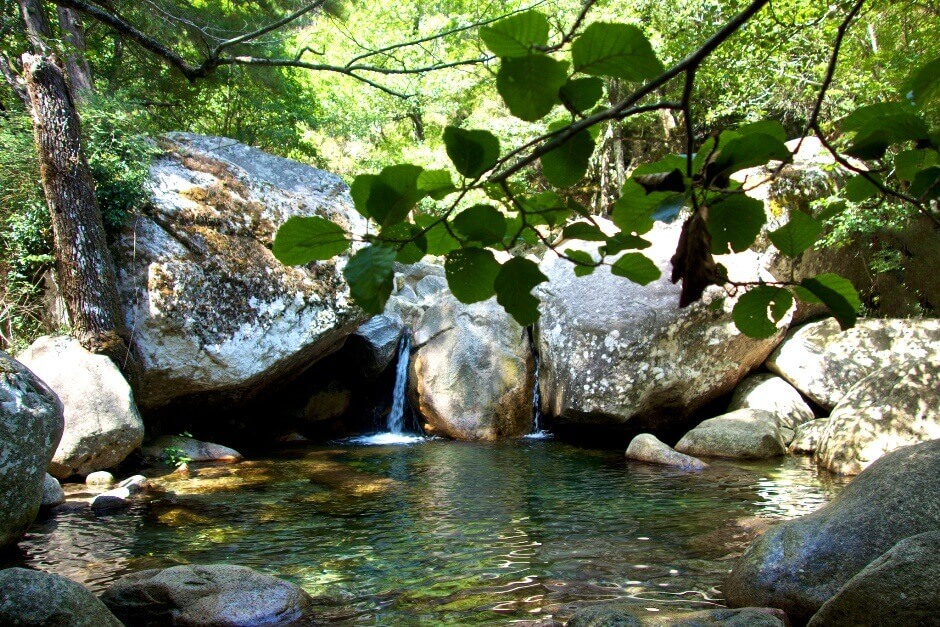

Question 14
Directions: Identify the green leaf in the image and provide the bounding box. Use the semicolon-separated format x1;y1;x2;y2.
708;194;766;254
895;149;939;181
559;77;604;112
611;179;678;235
844;174;881;202
479;10;550;57
343;245;397;313
633;154;689;176
497;55;569;122
601;232;651;255
494;257;548;325
445;248;501;304
415;214;460;255
541;126;595;187
564;249;598;276
417;169;456;199
519;191;571;227
452;204;507;244
842;103;930;159
734;120;787;142
909;56;940;108
732;286;793;339
610;252;660;285
706;133;792;183
380;223;427;264
443;127;500;179
571;23;664;81
633;169;686;194
562;221;607;241
273;215;349;265
768;210;822;257
367;164;424;227
910;167;940;200
350;174;378;219
800;274;861;330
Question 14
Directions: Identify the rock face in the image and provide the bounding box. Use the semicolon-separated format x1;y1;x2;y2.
0;568;122;627
102;564;312;626
0;351;63;550
788;418;828;455
807;531;940;626
725;440;940;623
675;409;786;459
537;220;786;431
726;373;814;430
141;435;243;463
625;434;707;470
815;358;940;475
766;318;940;410
17;336;144;478
409;293;534;440
352;314;405;378
111;133;368;408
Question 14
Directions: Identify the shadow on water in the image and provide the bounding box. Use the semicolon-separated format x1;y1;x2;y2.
12;441;847;625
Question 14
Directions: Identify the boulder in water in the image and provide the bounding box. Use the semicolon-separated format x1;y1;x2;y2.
675;409;786;459
141;435;242;463
625;434;708;470
0;568;122;627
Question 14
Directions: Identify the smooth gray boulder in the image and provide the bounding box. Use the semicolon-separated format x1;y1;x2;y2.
111;133;368;408
0;351;63;550
141;435;243;463
725;440;940;623
537;219;786;431
40;473;65;508
788;418;828;455
675;409;786;459
409;293;534;440
90;487;131;512
102;564;312;626
766;318;939;410
18;335;144;478
0;568;122;626
625;434;707;470
567;604;787;626
808;531;940;626
815;358;940;475
86;470;115;487
727;373;814;430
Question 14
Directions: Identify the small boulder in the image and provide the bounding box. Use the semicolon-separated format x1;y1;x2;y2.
118;474;151;494
409;293;534;440
102;564;312;626
625;434;707;470
142;435;243;463
675;409;786;459
808;531;940;626
0;351;63;550
0;568;122;626
352;315;405;377
727;373;815;430
766;318;939;410
788;418;828;455
725;440;940;623
18;335;144;478
815;358;940;475
91;487;131;512
86;470;115;488
40;473;65;509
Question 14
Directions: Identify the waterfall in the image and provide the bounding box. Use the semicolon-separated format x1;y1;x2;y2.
531;349;542;433
387;332;411;435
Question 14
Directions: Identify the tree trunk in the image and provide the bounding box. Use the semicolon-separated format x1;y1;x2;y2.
57;7;95;100
22;52;136;377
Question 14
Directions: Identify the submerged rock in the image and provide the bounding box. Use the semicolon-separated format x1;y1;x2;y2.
808;531;940;626
18;335;144;478
0;568;122;627
409;293;534;440
815;358;940;475
537;220;786;432
0;351;63;550
111;133;368;409
141;435;243;463
766;318;940;410
102;564;312;626
675;409;786;459
725;440;940;623
726;373;815;430
625;433;707;470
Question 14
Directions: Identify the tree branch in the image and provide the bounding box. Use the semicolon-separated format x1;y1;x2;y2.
211;1;327;57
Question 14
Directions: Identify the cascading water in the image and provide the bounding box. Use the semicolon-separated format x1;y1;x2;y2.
526;329;551;439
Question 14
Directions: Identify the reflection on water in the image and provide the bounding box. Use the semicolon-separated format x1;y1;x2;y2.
10;441;847;625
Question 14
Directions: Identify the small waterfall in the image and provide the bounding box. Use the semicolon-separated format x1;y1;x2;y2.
387;332;411;435
526;328;550;439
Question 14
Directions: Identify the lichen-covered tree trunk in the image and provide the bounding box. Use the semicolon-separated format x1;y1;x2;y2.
22;52;135;378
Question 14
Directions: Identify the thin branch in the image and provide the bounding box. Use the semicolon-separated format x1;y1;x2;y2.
681;68;696;179
212;1;326;57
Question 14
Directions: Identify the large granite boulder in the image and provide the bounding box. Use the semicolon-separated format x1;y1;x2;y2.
815;358;940;475
0;568;122;626
567;604;787;626
725;440;940;623
409;293;534;440
0;351;63;550
766;318;939;410
726;373;815;430
18;336;144;477
807;531;940;626
111;133;368;408
537;219;786;431
675;409;786;460
102;564;312;626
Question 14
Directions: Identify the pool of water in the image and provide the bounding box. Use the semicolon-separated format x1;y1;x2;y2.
10;440;847;624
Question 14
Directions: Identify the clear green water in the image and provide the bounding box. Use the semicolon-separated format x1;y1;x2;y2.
13;440;847;624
